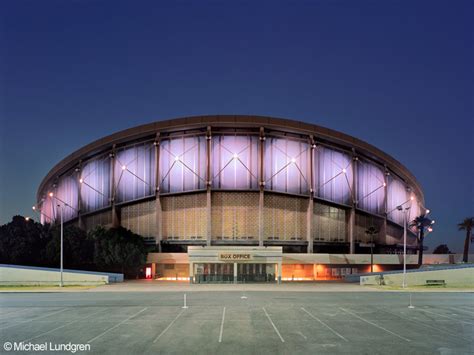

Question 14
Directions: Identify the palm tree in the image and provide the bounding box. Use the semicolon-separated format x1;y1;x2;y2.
458;217;474;263
365;226;378;272
410;215;433;266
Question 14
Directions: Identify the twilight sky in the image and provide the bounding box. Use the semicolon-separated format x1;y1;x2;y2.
1;1;472;252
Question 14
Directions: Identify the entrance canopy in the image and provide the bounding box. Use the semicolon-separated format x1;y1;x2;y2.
188;246;283;283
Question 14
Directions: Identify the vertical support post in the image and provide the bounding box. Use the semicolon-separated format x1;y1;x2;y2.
206;126;212;246
277;262;282;284
381;167;389;246
77;160;84;230
349;152;358;254
258;127;265;247
110;145;120;228
189;262;194;284
154;134;162;252
233;262;238;284
307;136;315;254
60;205;63;287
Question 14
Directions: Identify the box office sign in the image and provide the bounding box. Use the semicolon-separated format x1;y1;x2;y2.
218;253;253;261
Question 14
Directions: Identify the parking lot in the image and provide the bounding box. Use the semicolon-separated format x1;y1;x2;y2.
1;291;473;354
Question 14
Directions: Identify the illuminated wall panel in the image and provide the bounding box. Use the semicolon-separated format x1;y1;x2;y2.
55;173;79;221
263;194;307;240
121;200;156;238
40;193;55;224
115;142;156;203
212;135;258;190
161;193;207;240
211;192;259;240
387;176;408;225
356;160;385;215
82;210;112;232
313;202;346;242
315;146;353;205
80;155;111;213
160;136;206;193
264;137;310;195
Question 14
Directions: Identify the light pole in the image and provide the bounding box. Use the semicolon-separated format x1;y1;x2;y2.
58;203;64;287
397;205;410;288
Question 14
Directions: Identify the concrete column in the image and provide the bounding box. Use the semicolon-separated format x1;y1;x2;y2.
349;154;358;254
77;161;84;230
277;262;282;284
110;146;120;228
154;135;162;252
348;208;355;254
307;137;315;254
233;262;238;284
258;127;265;247
206;126;212;246
189;262;194;284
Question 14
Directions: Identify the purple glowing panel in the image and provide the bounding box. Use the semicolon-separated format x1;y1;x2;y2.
80;155;111;213
55;174;79;221
264;137;310;195
315;146;353;205
408;196;421;226
160;136;206;193
40;194;55;224
212;135;258;190
115;142;156;203
357;160;385;215
387;177;408;225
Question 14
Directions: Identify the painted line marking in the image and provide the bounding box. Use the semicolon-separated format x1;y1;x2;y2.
0;308;36;317
417;308;473;325
87;307;147;344
23;308;109;343
301;307;348;342
262;307;285;343
153;309;186;343
339;308;410;342
297;331;307;340
218;307;226;343
0;308;68;330
456;308;474;316
379;308;471;342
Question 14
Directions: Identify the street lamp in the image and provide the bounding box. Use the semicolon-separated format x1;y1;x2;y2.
58;203;64;287
397;205;411;288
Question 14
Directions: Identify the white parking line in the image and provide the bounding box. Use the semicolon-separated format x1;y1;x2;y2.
153;309;186;343
339;308;410;342
23;308;109;343
218;307;226;343
262;307;285;343
457;308;474;316
0;308;68;330
379;308;471;342
0;308;36;317
301;307;348;342
417;308;473;325
87;307;147;344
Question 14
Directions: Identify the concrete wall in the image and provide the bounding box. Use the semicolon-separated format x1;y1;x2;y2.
360;265;474;287
0;264;123;285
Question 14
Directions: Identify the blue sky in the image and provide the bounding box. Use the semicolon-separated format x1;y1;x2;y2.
1;0;472;251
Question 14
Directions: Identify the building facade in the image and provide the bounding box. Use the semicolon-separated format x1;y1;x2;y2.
37;115;426;282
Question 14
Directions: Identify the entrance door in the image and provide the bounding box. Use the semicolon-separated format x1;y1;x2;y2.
194;263;233;283
237;263;276;283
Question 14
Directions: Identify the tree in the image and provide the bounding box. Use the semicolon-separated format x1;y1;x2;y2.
458;217;474;263
90;226;147;278
43;224;94;269
433;244;451;254
0;216;50;266
410;214;434;266
365;226;378;273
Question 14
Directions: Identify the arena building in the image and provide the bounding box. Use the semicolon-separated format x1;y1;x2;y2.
36;115;427;283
